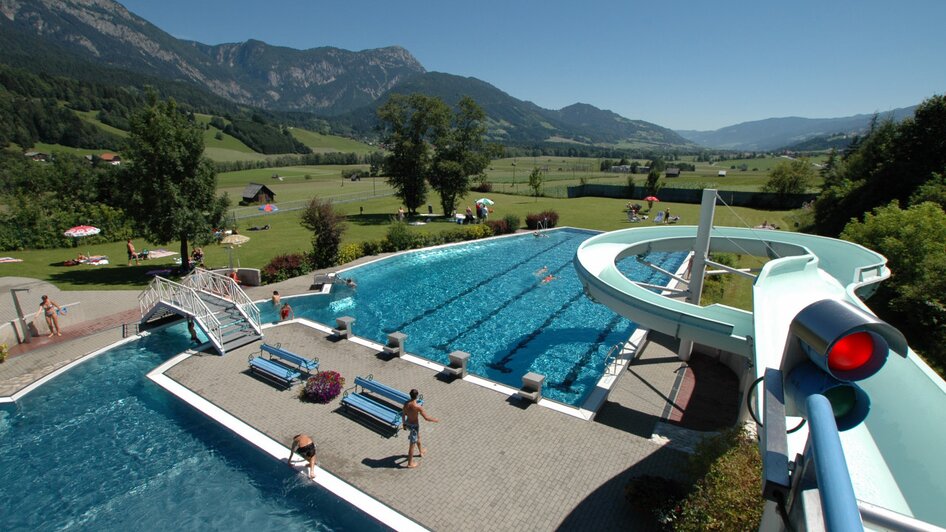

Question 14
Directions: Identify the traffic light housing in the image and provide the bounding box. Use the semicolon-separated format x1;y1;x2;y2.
780;299;907;430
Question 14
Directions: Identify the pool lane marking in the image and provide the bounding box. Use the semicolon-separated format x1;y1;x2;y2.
148;353;428;532
432;260;577;354
386;236;573;334
0;333;144;403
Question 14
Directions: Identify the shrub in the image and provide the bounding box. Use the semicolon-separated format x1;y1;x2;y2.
525;210;559;229
299;371;346;403
384;221;416;251
624;475;688;529
485;219;509;235
337;242;365;265
503;214;521;232
471;182;493;193
261;253;312;284
0;343;7;363
674;427;763;531
361;239;384;256
300;197;346;269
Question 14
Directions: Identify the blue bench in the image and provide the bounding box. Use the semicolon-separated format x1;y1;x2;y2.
248;356;301;388
260;343;319;376
354;375;422;405
341;391;402;434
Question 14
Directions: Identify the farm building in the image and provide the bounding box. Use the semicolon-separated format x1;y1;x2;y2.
242;183;276;204
609;165;632;173
665;168;681;178
100;153;121;165
718;170;727;177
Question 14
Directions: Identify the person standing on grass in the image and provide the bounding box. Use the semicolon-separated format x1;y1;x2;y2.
126;239;139;266
402;389;438;468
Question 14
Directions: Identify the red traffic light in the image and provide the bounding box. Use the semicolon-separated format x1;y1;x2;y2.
827;331;875;373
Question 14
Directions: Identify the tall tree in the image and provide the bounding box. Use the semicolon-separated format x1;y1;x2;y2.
300;196;346;269
528;167;544;201
429;96;491;216
377;94;450;214
761;158;816;197
122;94;228;267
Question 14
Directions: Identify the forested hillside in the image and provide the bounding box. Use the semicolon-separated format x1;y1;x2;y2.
0;64;311;154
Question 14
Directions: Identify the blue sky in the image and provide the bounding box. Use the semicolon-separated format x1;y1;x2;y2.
119;0;946;131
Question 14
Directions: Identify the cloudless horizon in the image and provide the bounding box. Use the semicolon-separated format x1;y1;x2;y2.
118;0;946;131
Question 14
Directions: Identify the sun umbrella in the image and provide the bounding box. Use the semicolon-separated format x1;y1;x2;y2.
63;225;101;238
475;198;495;206
220;234;250;269
64;225;101;256
643;196;660;202
259;203;279;213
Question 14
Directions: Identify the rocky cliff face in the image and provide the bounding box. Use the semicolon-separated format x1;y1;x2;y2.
0;0;426;114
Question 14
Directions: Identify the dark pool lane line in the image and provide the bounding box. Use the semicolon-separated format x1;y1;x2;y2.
386;236;573;334
432;260;576;356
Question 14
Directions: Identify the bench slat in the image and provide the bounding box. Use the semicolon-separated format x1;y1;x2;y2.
342;393;402;427
249;356;300;382
261;344;318;371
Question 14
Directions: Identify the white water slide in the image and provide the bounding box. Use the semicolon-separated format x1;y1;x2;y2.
574;218;946;527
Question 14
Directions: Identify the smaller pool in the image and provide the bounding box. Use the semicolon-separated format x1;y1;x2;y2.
261;229;686;406
0;324;384;530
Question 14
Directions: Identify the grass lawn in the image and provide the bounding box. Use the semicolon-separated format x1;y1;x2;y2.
1;190;803;291
217;165;392;203
74;110;129;138
484;156;824;193
289;128;378;155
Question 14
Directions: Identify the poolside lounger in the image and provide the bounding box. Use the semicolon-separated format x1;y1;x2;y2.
652;211;666;224
260;343;319;376
248;355;301;388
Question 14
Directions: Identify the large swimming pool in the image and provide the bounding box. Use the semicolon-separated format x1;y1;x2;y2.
0;323;384;531
261;228;686;406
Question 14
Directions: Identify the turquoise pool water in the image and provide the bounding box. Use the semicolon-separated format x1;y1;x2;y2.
262;228;686;406
0;323;384;531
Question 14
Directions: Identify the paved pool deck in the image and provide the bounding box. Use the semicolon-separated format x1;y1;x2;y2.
161;321;696;531
0;268;739;530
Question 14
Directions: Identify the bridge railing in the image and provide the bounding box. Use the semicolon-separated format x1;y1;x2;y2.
139;275;223;351
184;268;261;335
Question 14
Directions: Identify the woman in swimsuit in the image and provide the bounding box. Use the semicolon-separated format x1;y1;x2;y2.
38;295;61;337
288;434;318;479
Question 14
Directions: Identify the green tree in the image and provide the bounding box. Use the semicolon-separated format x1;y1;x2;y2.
815;95;946;236
841;201;946;372
429;96;490;216
644;169;662;197
377;94;449;214
528;166;544;201
121;94;228;265
300;196;346;269
762;158;816;197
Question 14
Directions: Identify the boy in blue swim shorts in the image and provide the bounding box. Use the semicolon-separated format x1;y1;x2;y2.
402;388;439;468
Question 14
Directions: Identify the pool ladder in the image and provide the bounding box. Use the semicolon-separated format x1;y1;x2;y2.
604;343;623;375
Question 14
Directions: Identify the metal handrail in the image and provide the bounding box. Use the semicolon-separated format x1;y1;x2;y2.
139;276;223;352
183;268;261;335
603;344;622;375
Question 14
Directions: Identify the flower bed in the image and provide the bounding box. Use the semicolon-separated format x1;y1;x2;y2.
300;371;345;403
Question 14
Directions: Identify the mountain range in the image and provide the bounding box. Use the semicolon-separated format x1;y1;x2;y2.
0;0;919;152
676;107;917;151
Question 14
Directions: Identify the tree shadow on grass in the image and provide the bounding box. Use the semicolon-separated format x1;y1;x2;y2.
47;264;181;288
